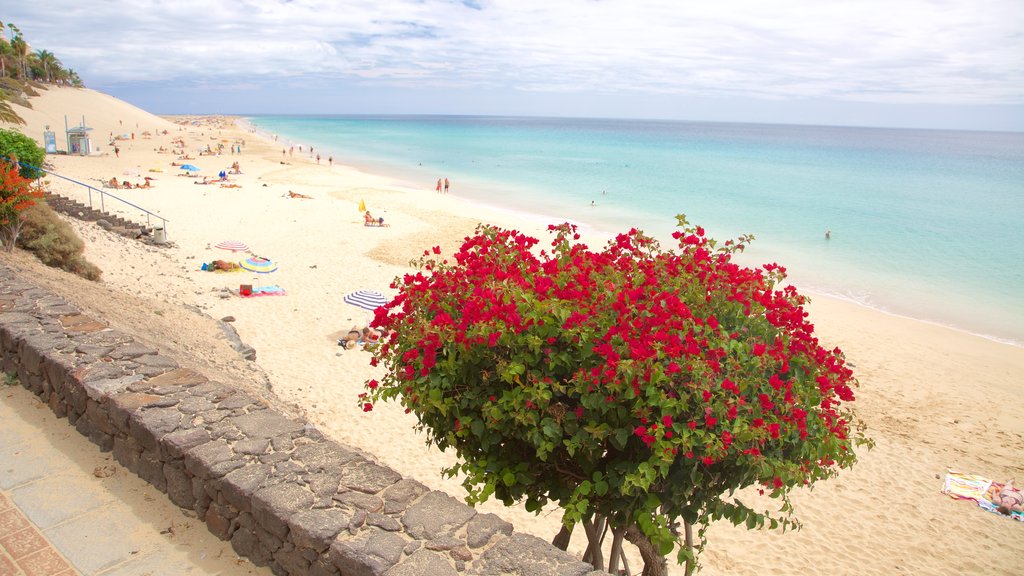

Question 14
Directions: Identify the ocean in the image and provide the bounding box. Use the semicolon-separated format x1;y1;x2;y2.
245;115;1024;346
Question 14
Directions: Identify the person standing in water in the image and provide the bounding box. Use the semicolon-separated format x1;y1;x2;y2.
436;178;443;193
444;178;450;193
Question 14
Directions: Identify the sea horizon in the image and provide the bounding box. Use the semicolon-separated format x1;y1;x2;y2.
244;114;1024;347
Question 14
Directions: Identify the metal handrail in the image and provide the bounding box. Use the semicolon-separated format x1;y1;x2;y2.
3;158;169;234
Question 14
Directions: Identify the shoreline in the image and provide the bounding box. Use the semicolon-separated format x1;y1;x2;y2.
241;114;1024;348
4;87;1023;576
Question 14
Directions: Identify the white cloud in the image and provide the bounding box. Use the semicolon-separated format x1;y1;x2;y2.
5;0;1023;105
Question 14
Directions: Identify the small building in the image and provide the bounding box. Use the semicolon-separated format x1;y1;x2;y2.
66;125;92;156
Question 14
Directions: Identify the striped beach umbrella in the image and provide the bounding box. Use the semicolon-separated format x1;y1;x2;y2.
343;290;388;311
215;240;249;252
239;256;278;274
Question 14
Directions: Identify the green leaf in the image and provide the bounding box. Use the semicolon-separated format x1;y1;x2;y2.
579;480;593;496
502;471;516;487
595;480;609;496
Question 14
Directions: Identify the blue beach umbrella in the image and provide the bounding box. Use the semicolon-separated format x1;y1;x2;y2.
180;164;200;172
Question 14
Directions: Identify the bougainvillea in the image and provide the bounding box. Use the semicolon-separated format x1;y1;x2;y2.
362;215;870;574
0;159;43;251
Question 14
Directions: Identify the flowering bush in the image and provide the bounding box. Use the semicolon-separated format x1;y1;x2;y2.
0;159;43;251
362;215;869;574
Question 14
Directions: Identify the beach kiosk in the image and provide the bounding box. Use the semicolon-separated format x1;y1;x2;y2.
65;119;93;156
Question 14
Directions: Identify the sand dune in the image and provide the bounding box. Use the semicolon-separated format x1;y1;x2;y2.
2;86;1022;575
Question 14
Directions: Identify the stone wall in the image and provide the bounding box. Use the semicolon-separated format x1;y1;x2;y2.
0;264;607;576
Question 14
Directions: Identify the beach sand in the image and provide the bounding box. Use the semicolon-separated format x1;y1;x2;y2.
3;86;1022;575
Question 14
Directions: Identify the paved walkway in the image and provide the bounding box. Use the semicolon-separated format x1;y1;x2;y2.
0;383;269;576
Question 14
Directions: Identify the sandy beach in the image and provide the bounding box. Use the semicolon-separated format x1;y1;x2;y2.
3;86;1022;575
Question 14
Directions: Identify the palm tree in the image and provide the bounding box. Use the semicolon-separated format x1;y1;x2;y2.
7;25;27;79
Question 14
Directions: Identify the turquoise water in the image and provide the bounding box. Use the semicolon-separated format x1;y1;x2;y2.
247;115;1024;345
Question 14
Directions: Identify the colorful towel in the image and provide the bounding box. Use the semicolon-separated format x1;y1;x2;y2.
240;285;286;298
943;470;1024;522
942;470;992;502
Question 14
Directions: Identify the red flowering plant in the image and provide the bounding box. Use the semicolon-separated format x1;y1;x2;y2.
0;159;44;252
362;215;870;575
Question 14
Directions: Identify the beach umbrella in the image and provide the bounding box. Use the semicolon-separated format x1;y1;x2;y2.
180;164;200;172
240;256;278;274
343;290;388;312
214;240;249;252
358;199;366;213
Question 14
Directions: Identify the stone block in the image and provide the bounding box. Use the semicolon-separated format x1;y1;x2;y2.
274;543;312;575
82;374;144;402
467;533;597;576
164;461;195;509
161;427;212;460
383;549;457;576
231;410;306;439
338;461;402;494
113;434;143;473
466;513;513;549
138;449;167;492
381;479;429;514
401;491;476;540
333;490;383;512
252;482;315;540
107;392;165;431
222;463;276;513
329;534;390;576
129;405;183;451
288;508;352;553
184;438;240;479
206;502;236;540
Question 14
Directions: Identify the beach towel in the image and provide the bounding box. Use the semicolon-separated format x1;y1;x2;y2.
942;470;1024;522
240;285;286;298
942;470;992;502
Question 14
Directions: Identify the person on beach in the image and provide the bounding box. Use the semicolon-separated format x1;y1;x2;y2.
436;178;443;193
997;480;1024;514
444;178;450;193
114;146;120;158
328;156;333;166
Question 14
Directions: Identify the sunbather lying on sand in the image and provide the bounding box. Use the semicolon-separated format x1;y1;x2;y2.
997;480;1024;514
286;191;312;199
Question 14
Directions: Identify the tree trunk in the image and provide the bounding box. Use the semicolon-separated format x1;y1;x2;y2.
607;527;625;575
552;523;573;551
624;524;668;576
581;517;605;570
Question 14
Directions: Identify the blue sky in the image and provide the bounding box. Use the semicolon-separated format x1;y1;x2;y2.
6;0;1024;130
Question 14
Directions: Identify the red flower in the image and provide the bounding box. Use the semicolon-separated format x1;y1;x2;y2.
362;403;373;412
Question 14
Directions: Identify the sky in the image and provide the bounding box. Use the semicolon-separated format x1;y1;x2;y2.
5;0;1024;130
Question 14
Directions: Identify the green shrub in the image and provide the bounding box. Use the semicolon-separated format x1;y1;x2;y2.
17;202;101;281
0;128;44;179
